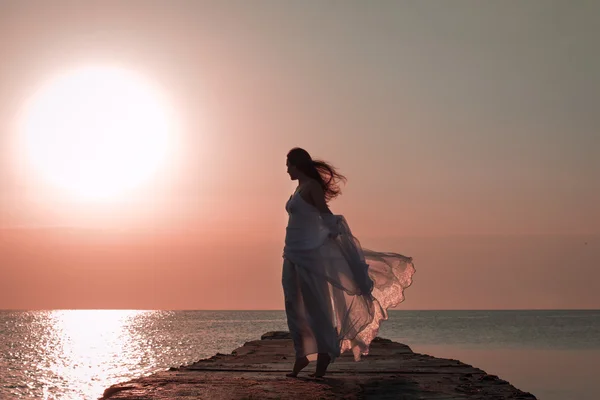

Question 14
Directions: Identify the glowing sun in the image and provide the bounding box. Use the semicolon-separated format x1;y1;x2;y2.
19;66;176;200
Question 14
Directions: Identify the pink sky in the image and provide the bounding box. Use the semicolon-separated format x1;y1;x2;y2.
1;1;599;309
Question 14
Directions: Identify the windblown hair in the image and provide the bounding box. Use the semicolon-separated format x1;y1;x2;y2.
287;147;347;202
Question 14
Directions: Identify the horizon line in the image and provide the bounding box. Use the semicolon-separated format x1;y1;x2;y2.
2;308;599;312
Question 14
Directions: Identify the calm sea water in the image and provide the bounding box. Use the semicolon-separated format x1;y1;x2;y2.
1;310;598;399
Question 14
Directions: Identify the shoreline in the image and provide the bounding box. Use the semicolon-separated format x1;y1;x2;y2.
100;331;536;399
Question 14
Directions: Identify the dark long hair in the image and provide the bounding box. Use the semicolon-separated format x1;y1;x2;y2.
287;147;347;202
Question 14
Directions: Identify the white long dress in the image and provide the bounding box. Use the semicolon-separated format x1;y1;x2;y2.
282;190;415;361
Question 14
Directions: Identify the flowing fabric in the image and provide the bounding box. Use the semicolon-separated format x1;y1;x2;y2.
282;191;415;361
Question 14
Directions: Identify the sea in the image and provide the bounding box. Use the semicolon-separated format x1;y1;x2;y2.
1;310;598;400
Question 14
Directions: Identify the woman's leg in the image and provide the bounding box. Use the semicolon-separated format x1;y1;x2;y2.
313;352;332;378
282;259;315;377
286;356;310;378
299;268;339;358
297;269;337;378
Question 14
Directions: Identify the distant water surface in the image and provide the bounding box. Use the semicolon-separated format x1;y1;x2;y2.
1;310;598;399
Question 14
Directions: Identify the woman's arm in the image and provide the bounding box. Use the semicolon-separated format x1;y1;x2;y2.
307;181;339;237
307;180;332;214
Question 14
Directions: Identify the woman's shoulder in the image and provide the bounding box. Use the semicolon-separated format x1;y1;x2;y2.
303;179;323;195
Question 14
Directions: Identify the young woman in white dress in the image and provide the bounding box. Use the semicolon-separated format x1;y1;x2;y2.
282;147;415;378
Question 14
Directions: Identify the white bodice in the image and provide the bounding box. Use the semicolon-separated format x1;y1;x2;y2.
284;191;329;251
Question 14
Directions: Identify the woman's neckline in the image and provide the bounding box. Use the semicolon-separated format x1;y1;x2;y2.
294;182;308;196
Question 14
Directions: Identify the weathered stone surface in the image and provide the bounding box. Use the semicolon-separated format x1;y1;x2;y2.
101;332;537;399
260;331;291;340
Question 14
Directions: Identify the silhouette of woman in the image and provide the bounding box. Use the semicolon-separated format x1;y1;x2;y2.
282;147;415;378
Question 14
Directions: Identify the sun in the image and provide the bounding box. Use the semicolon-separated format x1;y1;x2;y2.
19;66;176;201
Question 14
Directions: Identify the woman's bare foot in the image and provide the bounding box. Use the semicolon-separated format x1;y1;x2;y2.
309;353;331;378
286;356;309;377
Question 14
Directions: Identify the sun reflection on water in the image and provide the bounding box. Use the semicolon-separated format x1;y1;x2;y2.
40;310;150;400
3;310;288;399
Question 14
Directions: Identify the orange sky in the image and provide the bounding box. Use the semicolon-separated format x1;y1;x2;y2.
1;1;599;309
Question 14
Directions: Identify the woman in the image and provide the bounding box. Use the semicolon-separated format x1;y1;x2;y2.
283;147;415;378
